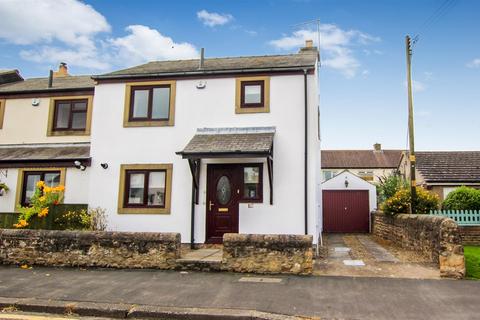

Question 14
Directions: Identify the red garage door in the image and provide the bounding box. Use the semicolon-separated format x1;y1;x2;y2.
323;190;370;233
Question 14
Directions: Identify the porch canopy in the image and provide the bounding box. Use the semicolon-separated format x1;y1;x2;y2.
176;127;275;205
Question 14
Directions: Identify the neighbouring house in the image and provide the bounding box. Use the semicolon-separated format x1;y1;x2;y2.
400;151;480;200
88;41;321;245
321;143;404;183
0;63;93;212
322;170;377;233
0;70;23;85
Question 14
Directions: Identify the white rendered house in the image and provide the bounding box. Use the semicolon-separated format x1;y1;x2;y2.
88;42;322;245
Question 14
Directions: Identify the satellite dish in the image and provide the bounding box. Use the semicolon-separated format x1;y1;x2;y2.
31;98;40;106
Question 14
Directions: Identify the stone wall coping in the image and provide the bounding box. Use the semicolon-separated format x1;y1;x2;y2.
0;229;180;243
223;233;313;248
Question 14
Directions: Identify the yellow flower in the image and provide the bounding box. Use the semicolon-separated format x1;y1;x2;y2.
36;181;45;188
43;186;52;193
39;196;46;202
38;207;49;218
13;219;29;228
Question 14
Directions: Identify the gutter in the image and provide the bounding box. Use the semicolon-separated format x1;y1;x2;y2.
304;69;308;235
92;66;316;81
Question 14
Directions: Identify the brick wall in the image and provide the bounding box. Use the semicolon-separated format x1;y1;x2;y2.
0;229;181;269
373;211;465;279
223;233;313;275
459;226;480;245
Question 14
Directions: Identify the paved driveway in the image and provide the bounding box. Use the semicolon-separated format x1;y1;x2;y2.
315;234;440;279
0;266;479;319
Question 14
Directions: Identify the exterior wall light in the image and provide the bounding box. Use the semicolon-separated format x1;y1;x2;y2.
344;177;349;188
74;160;86;171
101;163;109;169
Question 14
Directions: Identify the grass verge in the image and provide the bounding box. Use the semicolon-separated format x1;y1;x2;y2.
464;246;480;279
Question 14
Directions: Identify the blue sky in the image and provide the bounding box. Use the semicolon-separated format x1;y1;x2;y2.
0;0;478;151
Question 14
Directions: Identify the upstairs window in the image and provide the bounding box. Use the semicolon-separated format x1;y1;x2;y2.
124;81;176;127
47;96;93;136
241;81;264;108
53;99;88;131
235;76;270;114
130;86;170;121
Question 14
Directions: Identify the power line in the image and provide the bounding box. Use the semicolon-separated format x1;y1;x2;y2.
412;0;458;48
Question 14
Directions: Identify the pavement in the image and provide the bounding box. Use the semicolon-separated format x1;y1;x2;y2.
0;266;479;320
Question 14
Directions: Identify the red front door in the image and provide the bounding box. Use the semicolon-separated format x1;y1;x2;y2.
206;164;240;243
323;190;370;233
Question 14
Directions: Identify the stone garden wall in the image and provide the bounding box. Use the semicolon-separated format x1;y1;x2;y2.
222;233;313;275
373;211;465;279
0;229;181;269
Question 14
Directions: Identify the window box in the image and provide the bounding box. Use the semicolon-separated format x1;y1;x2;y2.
118;164;173;214
123;81;176;127
235;76;270;114
47;96;93;136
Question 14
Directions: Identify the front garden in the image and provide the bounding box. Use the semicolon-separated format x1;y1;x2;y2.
464;246;480;279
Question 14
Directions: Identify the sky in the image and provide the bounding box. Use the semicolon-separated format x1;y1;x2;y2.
0;0;479;151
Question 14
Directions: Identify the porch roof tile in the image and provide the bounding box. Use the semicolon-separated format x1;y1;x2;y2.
177;127;275;158
0;143;90;162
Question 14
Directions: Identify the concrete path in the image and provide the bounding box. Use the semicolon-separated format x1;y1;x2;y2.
356;235;399;263
0;266;479;320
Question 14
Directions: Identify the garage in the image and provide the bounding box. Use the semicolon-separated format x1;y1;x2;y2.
322;171;377;233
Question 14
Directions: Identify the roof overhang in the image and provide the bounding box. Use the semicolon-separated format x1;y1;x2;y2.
0;143;91;168
176;127;275;160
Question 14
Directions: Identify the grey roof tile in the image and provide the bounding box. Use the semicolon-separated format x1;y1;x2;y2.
0;75;94;93
321;150;404;169
97;53;317;78
179;132;274;155
0;143;90;162
416;151;480;183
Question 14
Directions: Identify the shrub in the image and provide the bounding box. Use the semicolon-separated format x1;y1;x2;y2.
377;172;408;204
54;207;107;231
442;186;480;210
382;187;439;216
15;181;64;228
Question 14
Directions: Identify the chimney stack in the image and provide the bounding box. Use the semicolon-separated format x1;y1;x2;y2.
199;48;205;69
299;39;319;56
53;62;69;77
374;143;382;152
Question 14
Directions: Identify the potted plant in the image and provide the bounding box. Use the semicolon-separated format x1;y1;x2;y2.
0;182;9;196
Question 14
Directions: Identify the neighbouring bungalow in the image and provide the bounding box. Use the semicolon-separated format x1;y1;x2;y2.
401;151;480;200
0;63;93;212
88;41;321;245
321;143;404;183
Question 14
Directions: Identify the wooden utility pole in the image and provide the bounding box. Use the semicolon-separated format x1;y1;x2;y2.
405;35;417;214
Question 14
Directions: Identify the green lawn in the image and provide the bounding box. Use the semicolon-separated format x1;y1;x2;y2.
464;246;480;279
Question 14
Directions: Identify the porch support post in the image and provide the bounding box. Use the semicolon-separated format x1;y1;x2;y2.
188;158;201;249
267;155;273;205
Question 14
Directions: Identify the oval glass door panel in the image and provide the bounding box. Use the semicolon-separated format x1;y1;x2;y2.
216;175;231;205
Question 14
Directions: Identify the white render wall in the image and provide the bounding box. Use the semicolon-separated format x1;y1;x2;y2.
88;73;320;243
0;168;90;212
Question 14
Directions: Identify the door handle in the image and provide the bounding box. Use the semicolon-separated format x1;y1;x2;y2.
209;201;214;211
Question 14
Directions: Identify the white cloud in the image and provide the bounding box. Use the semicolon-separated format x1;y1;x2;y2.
0;0;198;71
467;58;480;68
269;24;380;78
0;0;110;47
108;25;198;66
197;10;233;27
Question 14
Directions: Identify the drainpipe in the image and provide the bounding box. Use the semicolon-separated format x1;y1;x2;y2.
190;174;195;249
304;69;308;235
